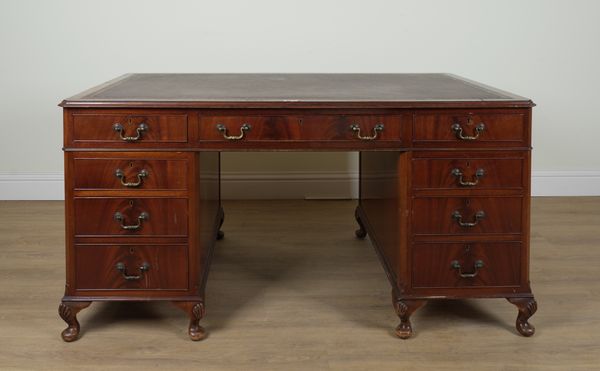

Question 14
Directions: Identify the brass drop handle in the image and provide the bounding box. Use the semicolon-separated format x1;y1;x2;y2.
113;211;149;230
113;122;148;142
115;169;148;187
451;122;485;140
115;262;150;281
452;210;485;227
350;123;384;140
450;260;484;278
216;123;251;140
451;168;485;186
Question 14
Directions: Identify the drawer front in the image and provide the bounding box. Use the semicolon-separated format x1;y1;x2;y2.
301;115;403;142
413;112;527;146
412;197;522;235
73;157;188;191
412;156;525;190
74;198;188;237
72;114;188;143
198;116;301;141
412;242;521;288
197;115;403;147
75;244;188;290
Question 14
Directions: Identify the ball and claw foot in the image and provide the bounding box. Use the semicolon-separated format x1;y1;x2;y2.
58;301;91;342
507;297;537;337
216;230;225;240
393;298;427;340
173;301;207;341
354;206;367;239
395;321;413;339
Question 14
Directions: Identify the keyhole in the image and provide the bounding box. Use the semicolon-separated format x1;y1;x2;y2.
129;247;135;254
465;199;471;207
466;161;471;168
129;200;134;207
129;162;134;168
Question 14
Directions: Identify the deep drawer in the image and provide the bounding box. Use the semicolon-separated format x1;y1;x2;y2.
71;113;188;144
74;198;188;237
412;111;528;147
412;197;523;236
411;242;521;288
73;156;188;191
412;155;525;190
75;244;188;290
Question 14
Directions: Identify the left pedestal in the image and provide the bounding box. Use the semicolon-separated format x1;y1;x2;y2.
60;140;221;341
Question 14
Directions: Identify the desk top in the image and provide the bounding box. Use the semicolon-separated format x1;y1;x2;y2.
60;73;533;109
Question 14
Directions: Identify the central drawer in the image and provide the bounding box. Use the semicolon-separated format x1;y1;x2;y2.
412;196;523;236
74;198;188;237
197;115;403;145
75;244;188;290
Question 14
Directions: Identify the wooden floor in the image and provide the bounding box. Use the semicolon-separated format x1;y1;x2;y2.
0;198;599;370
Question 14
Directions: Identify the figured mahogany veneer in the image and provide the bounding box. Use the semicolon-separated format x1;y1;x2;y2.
412;196;523;236
73;156;188;191
197;115;404;144
411;154;525;191
413;111;528;147
71;113;188;144
59;73;537;341
75;244;188;290
73;198;188;237
411;242;521;289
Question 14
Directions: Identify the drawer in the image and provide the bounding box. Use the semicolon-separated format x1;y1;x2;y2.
197;115;403;146
73;156;188;191
412;156;525;190
411;242;521;288
301;115;403;142
198;116;301;141
412;112;528;146
75;244;188;290
74;198;188;237
412;197;522;235
71;113;188;143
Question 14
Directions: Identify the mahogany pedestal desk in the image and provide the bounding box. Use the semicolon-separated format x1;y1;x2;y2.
59;74;537;341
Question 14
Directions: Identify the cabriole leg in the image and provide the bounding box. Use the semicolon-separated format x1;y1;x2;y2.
393;296;427;339
58;301;92;342
507;297;537;337
354;206;367;239
173;301;207;341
